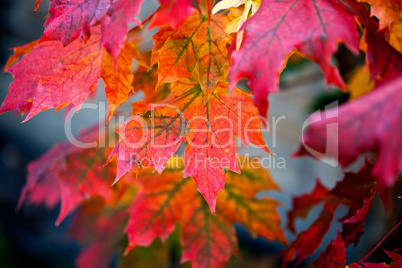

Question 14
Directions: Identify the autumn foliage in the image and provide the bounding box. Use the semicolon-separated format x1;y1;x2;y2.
2;0;402;267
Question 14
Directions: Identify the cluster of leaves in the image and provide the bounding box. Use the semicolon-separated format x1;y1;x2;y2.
2;0;402;267
19;124;285;267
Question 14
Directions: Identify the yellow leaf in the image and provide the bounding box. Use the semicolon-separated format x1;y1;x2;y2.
389;17;402;53
347;66;374;100
212;0;261;50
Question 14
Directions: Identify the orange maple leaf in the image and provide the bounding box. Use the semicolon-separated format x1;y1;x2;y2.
151;12;232;101
359;0;402;30
110;80;270;211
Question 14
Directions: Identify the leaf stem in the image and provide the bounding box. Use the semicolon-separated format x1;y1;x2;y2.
206;0;211;22
357;219;402;264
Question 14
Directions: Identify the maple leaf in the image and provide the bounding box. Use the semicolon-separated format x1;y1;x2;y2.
295;75;402;187
181;201;238;268
216;165;287;244
326;163;377;246
359;251;402;267
124;156;285;267
1;27;139;121
381;250;402;267
18;125;122;225
124;164;237;268
20;166;61;210
314;232;347;268
40;0;144;58
148;0;199;29
286;179;328;233
360;0;402;30
329;164;378;246
17;143;77;211
100;0;144;59
151;12;231;100
281;163;378;265
280;201;338;267
110;80;270;211
315;233;402;268
102;40;138;119
345;0;402;83
229;0;359;117
55;146;116;225
356;0;402;54
361;27;402;83
41;0;110;44
3;40;38;71
124;169;194;251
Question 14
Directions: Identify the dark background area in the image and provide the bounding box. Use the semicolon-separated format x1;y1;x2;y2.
0;1;79;267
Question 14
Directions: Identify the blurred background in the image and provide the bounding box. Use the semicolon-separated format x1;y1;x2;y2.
0;0;400;267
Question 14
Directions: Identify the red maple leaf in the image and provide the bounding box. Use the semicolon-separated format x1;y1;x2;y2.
229;0;359;117
1;27;141;121
40;0;144;58
281;163;379;265
314;232;347;268
109;80;270;212
124;157;286;267
18;125;124;225
315;233;402;268
286;179;328;233
294;75;402;187
343;0;402;82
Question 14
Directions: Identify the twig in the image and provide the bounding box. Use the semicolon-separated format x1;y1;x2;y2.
357;219;402;264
